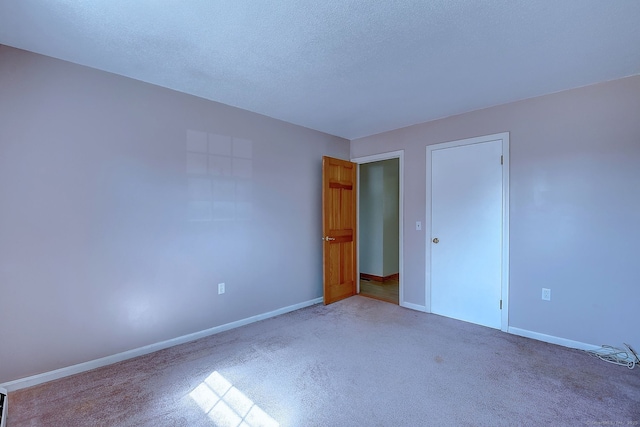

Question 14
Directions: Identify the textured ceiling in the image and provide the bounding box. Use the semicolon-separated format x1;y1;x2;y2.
1;1;639;139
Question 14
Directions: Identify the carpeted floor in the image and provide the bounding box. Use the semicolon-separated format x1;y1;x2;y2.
8;296;640;426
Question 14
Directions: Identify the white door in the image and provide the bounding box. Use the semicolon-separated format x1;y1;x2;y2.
429;137;505;329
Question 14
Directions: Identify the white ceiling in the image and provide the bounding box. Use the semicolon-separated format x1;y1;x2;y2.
1;1;639;140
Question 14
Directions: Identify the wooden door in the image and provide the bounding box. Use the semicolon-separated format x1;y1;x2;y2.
430;139;503;329
322;156;357;304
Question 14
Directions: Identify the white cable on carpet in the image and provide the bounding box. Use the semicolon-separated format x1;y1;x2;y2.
585;343;639;369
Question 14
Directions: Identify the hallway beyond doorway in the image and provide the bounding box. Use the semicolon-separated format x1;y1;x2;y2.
359;276;399;304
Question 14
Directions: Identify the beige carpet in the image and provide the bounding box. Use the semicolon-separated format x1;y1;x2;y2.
8;296;640;426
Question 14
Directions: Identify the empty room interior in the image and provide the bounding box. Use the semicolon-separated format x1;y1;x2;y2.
1;2;639;426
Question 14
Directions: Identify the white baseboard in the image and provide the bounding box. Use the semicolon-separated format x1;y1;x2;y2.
508;327;600;351
401;301;428;312
0;297;323;392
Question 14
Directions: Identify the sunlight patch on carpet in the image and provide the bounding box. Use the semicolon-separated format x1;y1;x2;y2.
190;371;279;427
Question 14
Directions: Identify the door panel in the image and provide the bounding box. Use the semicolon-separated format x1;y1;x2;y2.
430;140;502;329
323;156;357;304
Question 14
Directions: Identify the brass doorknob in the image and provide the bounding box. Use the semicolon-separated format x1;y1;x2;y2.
432;237;439;244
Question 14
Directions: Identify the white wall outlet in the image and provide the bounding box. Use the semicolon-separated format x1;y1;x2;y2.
542;288;551;301
416;221;422;231
218;283;225;295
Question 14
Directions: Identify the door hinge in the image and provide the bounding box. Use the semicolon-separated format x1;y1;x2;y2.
500;155;503;165
499;300;503;310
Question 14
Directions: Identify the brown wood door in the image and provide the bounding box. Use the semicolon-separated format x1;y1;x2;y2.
322;156;357;304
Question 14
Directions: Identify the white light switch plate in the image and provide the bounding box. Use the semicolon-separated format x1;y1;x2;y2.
416;221;422;231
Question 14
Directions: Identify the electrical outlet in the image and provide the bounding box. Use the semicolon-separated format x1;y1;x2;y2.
218;283;225;295
542;288;551;301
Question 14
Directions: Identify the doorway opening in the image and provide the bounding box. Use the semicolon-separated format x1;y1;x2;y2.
352;151;404;306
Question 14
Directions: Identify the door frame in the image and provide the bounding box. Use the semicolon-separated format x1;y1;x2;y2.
351;150;404;306
425;133;510;331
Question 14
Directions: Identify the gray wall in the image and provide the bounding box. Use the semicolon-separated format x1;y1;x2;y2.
352;75;640;348
359;159;399;277
0;46;349;383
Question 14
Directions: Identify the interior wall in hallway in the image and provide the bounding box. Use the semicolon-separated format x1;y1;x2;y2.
359;158;399;278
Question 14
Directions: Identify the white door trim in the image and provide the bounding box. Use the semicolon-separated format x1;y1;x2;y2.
426;133;510;331
351;150;404;307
